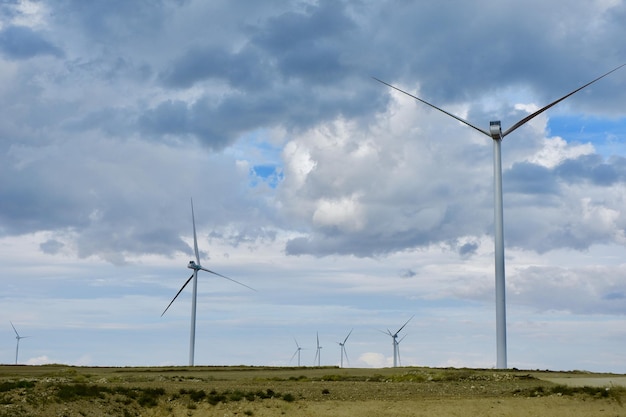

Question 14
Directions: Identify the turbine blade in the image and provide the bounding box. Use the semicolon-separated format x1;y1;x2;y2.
502;63;626;137
161;273;195;316
343;328;353;344
191;198;200;265
198;267;257;291
344;347;350;366
373;77;491;137
10;321;19;337
293;337;300;349
395;315;414;335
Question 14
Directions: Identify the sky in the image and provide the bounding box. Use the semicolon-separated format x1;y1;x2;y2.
1;0;626;373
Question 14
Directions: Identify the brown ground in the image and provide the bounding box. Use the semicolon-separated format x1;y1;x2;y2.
1;365;624;417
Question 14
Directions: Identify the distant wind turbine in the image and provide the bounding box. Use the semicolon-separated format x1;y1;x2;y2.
374;63;626;369
381;316;413;368
314;332;322;367
161;198;256;366
291;338;303;366
337;329;352;368
10;321;28;365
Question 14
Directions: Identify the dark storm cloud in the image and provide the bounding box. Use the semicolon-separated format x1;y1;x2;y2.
0;25;63;59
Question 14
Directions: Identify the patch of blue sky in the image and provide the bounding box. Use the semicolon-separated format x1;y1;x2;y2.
547;115;626;157
227;129;286;189
250;164;284;188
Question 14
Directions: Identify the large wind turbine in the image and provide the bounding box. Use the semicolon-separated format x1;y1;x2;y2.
161;199;256;366
313;332;322;366
381;316;413;368
374;64;625;369
337;329;352;368
10;321;28;365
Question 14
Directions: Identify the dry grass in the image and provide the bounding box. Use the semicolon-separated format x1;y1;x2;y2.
0;365;624;416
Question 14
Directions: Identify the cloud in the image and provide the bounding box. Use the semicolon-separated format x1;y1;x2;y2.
358;352;387;368
0;25;63;59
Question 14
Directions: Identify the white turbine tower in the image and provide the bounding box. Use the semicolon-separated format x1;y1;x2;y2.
374;64;625;369
314;332;322;367
337;329;352;368
161;198;256;366
382;316;413;368
291;338;303;366
10;321;28;365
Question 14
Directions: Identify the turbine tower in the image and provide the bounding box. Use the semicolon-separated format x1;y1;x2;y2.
337;329;352;368
314;332;322;367
374;64;625;369
161;198;256;366
291;338;303;366
10;321;28;365
382;316;413;368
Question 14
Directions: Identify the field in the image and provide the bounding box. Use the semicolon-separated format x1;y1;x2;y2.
1;365;625;417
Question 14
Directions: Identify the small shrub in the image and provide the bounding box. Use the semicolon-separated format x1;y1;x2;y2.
188;389;206;402
282;393;295;402
229;390;245;401
0;380;36;393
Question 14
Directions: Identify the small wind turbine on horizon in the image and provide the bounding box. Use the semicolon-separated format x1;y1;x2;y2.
374;63;626;369
10;321;28;365
291;338;303;366
381;316;413;368
337;329;352;368
161;198;256;366
314;332;322;367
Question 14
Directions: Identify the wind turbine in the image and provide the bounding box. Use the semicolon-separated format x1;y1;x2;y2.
161;198;256;366
381;316;413;368
313;332;322;366
374;64;626;369
337;329;352;368
290;338;303;366
10;322;28;365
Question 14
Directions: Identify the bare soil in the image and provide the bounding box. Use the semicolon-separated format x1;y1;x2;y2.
1;365;624;416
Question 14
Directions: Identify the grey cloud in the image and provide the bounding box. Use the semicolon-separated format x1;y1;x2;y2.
1;0;626;264
40;239;65;255
53;0;172;44
458;241;479;257
159;46;270;90
511;265;626;315
504;162;557;195
555;154;626;186
0;25;63;59
400;269;417;278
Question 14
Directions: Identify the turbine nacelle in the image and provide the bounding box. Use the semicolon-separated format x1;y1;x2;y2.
489;121;502;140
187;260;201;270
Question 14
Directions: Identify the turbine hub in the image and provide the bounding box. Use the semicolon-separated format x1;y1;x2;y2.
489;121;502;140
187;261;201;270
